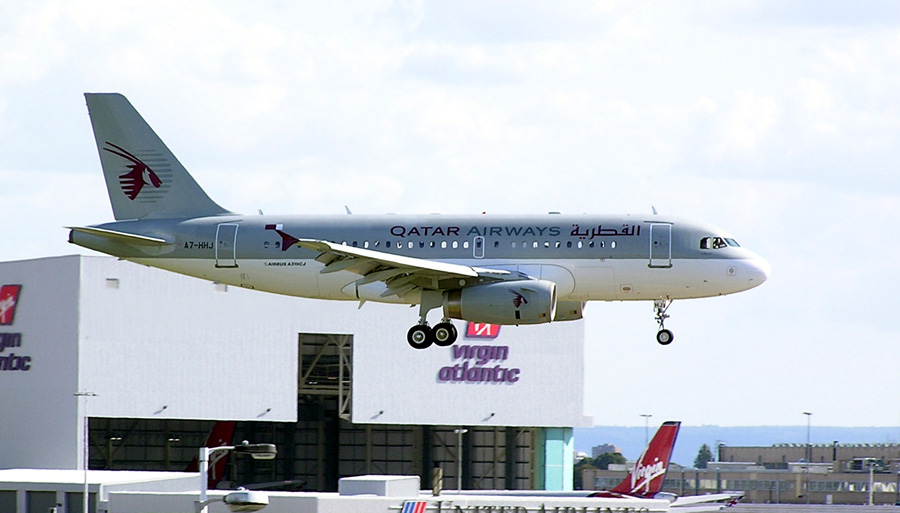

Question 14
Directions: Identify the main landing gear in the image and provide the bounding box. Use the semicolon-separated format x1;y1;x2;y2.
654;299;674;345
407;321;458;350
407;291;459;350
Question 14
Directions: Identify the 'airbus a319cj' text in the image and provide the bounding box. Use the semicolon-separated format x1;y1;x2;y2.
69;94;769;349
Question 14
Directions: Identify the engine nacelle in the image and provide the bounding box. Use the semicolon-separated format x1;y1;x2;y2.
553;300;584;321
445;280;557;325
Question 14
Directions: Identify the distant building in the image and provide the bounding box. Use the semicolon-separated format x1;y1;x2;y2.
591;444;622;459
720;443;900;473
582;443;900;505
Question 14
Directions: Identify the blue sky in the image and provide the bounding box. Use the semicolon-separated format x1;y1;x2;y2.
1;1;899;426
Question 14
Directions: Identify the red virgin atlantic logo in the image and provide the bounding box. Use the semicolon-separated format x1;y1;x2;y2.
466;322;500;339
510;290;528;308
104;142;162;200
0;285;22;326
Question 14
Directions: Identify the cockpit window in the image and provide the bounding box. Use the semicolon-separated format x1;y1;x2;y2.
700;236;740;249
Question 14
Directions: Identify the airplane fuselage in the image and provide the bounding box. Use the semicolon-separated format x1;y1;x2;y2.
72;213;769;305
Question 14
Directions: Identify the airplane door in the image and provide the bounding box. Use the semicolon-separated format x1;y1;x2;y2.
473;236;485;258
649;223;672;268
216;223;239;268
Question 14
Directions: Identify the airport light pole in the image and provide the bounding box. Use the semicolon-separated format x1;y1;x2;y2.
868;458;875;506
454;428;468;492
803;411;812;504
640;414;652;445
75;391;97;513
197;441;277;513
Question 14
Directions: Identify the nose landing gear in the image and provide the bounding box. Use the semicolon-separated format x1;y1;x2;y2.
654;299;674;345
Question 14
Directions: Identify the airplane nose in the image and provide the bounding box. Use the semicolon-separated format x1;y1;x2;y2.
743;255;770;288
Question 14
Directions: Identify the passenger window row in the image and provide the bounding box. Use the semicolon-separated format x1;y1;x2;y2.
263;239;620;250
340;240;618;250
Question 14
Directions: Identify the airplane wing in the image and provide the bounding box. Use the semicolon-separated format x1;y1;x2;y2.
295;238;512;298
670;492;743;512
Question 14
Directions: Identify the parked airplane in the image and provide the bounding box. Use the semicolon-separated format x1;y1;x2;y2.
477;421;739;510
589;421;681;500
590;421;742;511
68;93;769;349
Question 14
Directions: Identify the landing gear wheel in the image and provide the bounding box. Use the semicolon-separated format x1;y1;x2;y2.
432;322;458;347
407;325;433;350
656;329;674;345
653;299;674;346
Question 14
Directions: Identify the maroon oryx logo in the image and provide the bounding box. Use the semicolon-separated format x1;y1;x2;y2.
265;224;300;251
104;142;162;200
510;289;528;308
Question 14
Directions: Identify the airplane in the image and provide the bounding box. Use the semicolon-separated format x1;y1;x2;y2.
68;93;769;349
589;421;743;511
472;421;740;510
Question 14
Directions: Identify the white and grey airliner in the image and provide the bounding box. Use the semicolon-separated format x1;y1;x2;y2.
68;93;770;349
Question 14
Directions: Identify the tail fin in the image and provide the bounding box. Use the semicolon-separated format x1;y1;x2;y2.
84;93;231;220
608;421;680;498
184;421;237;488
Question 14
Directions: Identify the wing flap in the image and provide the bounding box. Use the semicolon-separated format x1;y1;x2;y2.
356;268;408;286
293;238;513;299
295;239;479;278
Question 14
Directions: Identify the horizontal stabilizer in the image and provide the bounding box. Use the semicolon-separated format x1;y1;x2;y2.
67;226;171;246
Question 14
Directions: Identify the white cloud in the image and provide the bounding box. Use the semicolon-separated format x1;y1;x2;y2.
0;2;67;86
718;90;781;153
799;77;835;112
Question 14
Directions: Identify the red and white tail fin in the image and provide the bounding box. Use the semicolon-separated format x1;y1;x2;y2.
184;421;237;488
608;421;680;498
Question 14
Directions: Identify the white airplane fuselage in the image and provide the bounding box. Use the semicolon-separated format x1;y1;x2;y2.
75;213;768;305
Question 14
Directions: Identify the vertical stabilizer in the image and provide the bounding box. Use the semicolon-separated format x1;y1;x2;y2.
84;93;231;220
184;421;237;487
607;421;680;498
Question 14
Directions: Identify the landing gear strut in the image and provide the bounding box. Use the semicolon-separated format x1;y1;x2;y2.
654;299;674;345
407;291;459;350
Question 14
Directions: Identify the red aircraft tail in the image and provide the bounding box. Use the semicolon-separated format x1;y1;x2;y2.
184;421;237;488
592;421;680;499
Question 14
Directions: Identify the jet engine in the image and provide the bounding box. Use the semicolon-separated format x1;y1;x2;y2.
445;280;557;325
553;300;584;321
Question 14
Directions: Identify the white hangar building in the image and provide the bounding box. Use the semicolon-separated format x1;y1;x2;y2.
0;255;590;499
